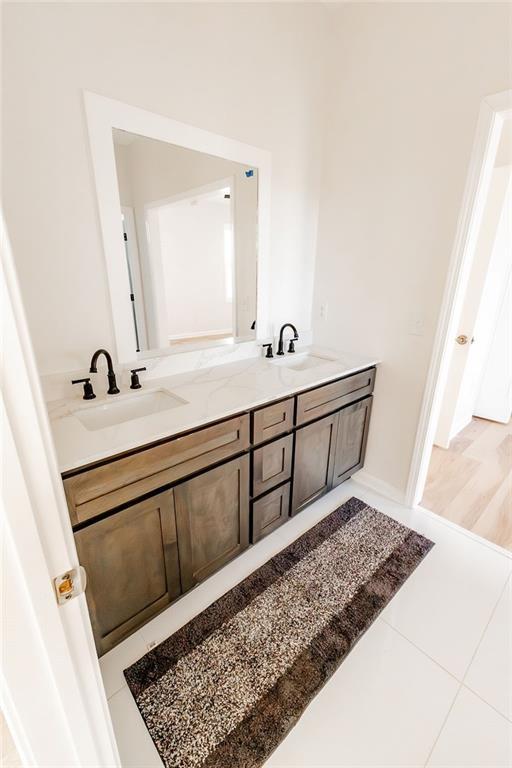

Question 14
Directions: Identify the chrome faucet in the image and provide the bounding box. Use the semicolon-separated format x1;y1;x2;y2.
89;349;120;395
276;323;299;356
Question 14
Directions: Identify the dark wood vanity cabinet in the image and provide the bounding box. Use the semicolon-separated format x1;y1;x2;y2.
65;367;376;655
252;399;294;445
332;396;372;488
292;395;373;515
174;456;250;592
292;412;338;514
252;482;291;543
252;434;293;497
63;414;249;526
74;489;181;655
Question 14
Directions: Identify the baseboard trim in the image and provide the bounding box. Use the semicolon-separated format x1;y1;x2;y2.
352;470;406;505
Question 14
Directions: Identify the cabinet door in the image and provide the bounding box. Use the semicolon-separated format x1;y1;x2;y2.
292;412;338;515
332;396;373;487
252;482;290;543
252;434;293;497
74;490;181;656
174;455;250;591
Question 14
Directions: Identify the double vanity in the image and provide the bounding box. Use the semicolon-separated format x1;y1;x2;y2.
52;348;377;655
34;95;381;657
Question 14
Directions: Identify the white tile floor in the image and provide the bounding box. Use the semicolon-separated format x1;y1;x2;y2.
101;479;512;768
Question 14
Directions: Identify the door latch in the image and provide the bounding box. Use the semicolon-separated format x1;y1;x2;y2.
53;567;87;605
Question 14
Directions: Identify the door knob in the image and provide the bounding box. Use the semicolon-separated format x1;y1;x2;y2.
455;335;474;345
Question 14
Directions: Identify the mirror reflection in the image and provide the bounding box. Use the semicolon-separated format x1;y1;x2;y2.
112;129;258;354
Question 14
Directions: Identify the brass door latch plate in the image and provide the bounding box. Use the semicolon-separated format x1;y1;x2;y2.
54;566;87;605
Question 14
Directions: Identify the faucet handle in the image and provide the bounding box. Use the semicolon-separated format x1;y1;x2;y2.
130;367;146;390
287;339;296;353
262;343;274;359
71;378;96;400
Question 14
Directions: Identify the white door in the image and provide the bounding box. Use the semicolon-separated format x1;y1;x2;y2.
435;165;512;446
2;215;120;767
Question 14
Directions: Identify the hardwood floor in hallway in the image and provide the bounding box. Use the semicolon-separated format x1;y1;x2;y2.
421;417;512;551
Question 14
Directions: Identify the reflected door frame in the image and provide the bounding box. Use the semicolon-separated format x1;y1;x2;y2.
121;206;148;351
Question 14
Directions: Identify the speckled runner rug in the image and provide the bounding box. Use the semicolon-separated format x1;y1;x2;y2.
124;497;433;768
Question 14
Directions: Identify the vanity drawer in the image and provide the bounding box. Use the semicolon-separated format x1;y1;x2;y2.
296;368;376;425
63;414;250;526
251;482;290;543
252;434;293;497
252;398;294;446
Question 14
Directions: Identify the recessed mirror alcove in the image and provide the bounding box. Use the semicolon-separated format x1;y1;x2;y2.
85;92;271;363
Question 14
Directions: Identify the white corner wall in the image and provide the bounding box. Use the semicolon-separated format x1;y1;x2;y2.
312;3;512;498
2;3;327;375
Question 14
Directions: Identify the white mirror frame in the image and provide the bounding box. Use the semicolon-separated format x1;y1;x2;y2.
84;91;271;362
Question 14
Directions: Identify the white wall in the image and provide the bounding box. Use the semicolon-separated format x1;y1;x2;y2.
2;2;327;375
3;2;511;499
312;3;512;497
159;197;233;339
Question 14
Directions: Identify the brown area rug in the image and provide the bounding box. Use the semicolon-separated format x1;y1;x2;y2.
124;496;433;768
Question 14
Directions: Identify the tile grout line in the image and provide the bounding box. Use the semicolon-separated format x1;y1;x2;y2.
107;681;128;703
376;622;467;767
421;572;512;766
461;682;512;725
379;617;461;684
422;682;464;768
459;572;512;724
460;572;511;683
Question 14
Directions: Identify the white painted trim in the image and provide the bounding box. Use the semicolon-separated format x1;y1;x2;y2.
121;206;148;351
353;470;406;506
144;176;233;211
406;90;512;506
168;328;232;341
84;91;271;362
1;211;120;766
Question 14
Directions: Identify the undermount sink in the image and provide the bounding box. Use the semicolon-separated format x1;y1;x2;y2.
271;352;335;372
73;389;188;431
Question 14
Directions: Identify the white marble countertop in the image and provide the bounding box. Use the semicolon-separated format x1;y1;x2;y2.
48;346;379;473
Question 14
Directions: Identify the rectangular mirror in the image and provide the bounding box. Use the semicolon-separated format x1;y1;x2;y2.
85;93;271;363
112;129;258;354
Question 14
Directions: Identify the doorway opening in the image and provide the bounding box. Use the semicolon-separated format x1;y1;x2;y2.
144;178;237;348
407;91;512;551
